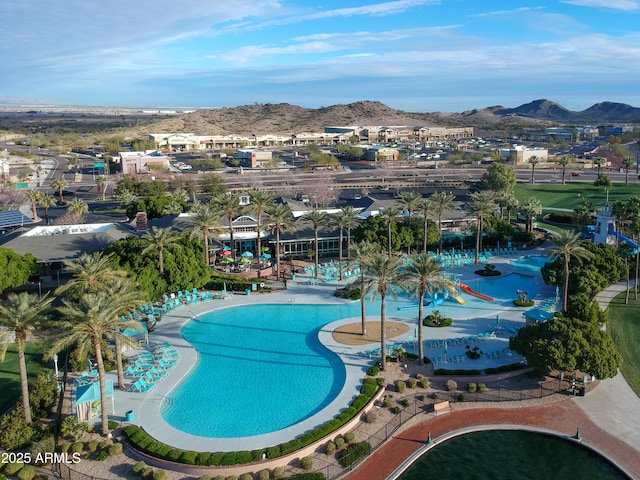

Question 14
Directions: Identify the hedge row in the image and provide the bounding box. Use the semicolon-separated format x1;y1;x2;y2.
123;378;381;466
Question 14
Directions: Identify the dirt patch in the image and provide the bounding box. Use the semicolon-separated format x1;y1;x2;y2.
333;321;410;345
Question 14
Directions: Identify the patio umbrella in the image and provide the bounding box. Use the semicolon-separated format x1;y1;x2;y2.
221;257;234;264
223;246;231;251
239;257;250;264
241;251;253;258
259;253;271;259
496;314;500;327
261;246;270;252
220;250;232;256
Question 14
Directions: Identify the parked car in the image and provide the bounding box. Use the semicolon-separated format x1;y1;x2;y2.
178;164;192;171
51;189;75;196
571;172;581;177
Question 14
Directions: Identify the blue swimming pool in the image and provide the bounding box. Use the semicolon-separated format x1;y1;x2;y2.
162;303;359;438
512;255;551;272
461;272;539;304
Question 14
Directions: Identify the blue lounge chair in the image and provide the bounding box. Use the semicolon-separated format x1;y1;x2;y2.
151;366;169;377
127;366;145;377
145;370;163;382
134;380;154;393
139;377;156;390
157;359;175;370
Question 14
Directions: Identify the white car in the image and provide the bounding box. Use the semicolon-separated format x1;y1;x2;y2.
178;164;192;170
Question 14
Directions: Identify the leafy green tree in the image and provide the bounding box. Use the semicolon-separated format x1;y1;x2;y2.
304;209;328;279
141;227;182;275
0;247;38;294
363;253;407;371
430;192;455;254
201;172;227;196
404;253;451;364
0;293;54;424
574;197;595;230
545;232;596;312
594;173;612;188
265;203;296;278
479;162;516;194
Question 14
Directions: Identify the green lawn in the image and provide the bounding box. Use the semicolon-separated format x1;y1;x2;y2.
0;340;54;414
607;293;640;397
515;182;640;210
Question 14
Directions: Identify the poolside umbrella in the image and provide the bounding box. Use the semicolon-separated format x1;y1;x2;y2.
220;250;232;256
443;340;448;361
496;314;500;326
223;246;231;251
239;257;250;264
259;253;271;259
241;251;253;258
221;257;234;264
261;246;270;252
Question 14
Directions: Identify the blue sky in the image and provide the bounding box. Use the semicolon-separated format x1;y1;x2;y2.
2;0;640;111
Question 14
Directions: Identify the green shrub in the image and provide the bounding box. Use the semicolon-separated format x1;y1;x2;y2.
240;474;252;480
286;475;325;480
325;442;336;455
99;439;113;449
400;399;410;408
423;316;453;327
335;437;345;450
344;432;355;443
153;469;167;480
59;442;71;453
364;410;378;424
366;365;380;377
181;451;198;465
71;442;84;454
301;456;313;470
467;382;477;393
478;383;487;393
457;394;465;402
28;370;57;418
195;452;211;466
375;377;385;386
430;392;438;399
227;475;238;480
337;442;371;467
258;470;270;480
200;476;213;480
95;451;109;461
266;446;281;459
166;449;182;462
390;407;400;414
395;381;406;393
407;378;417;388
4;463;24;476
418;377;430;389
416;394;424;401
108;420;119;430
109;443;123;456
382;396;393;408
17;465;35;480
0;406;35;450
272;467;284;479
30;435;56;464
132;461;147;475
88;440;100;452
141;467;154;479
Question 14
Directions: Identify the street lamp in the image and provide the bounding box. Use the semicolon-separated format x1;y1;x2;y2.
53;354;59;377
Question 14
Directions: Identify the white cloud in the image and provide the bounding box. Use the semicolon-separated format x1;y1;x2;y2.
561;0;640;10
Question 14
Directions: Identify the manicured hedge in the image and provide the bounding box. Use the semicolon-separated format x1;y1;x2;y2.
336;442;371;467
122;378;382;466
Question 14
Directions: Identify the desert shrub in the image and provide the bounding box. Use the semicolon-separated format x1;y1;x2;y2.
301;456;314;470
364;411;378;424
325;442;336;455
446;380;457;391
95;451;109;461
71;442;84;454
478;383;487;393
395;381;406;393
99;439;113;449
407;377;417;388
132;461;147;475
17;465;35;480
467;382;477;393
59;443;71;453
382;396;393;408
430;392;438;399
200;476;213;480
337;442;371;467
416;394;425;401
418;377;430;389
390;407;400;414
153;469;167;480
0;406;35;450
457;394;465;402
141;467;154;479
4;463;24;476
272;467;284;479
226;475;238;480
400;399;410;408
258;470;270;480
240;474;252;480
335;437;345;450
344;432;355;443
366;365;380;377
88;440;100;452
28;370;57;418
109;443;123;456
30;435;55;464
108;420;119;430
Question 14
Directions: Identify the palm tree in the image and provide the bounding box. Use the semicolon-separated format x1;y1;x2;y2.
404;253;451;364
622;156;635;186
51;178;69;203
48;293;137;436
141;226;182;276
67;198;89;217
37;194;57;225
189;202;222;265
398;191;422;254
0;293;54;424
416;198;434;253
304;209;328;279
96;176;107;201
630;212;640;300
56;252;126;298
556;156;572;185
265;203;296;280
352;241;379;336
340;206;360;262
504;194;519;224
381;205;402;257
528;156;540;184
248;189;275;258
329;209;353;280
594;157;606;175
430;192;455;254
215;193;240;259
547;230;594;313
519;197;543;233
467;192;497;264
362;253;407;371
25;190;40;221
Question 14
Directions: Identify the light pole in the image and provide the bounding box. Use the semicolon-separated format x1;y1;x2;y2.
53;354;59;377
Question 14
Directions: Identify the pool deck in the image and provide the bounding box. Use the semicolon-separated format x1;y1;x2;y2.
83;248;640;476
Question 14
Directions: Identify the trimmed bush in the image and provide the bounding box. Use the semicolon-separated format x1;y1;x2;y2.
17;465;35;480
395;381;406;393
325;442;336;455
71;442;84;454
199;476;213;480
418;377;430;389
272;467;284;479
88;440;99;453
364;411;378;424
467;382;477;393
407;378;417;388
301;456;314;470
400;399;410;408
258;470;270;480
108;420;119;430
141;467;154;479
226;476;238;480
337;442;371;467
132;461;147;475
240;474;252;480
4;463;24;476
366;365;380;377
343;432;355;443
390;407;400;414
95;451;109;461
382;396;393;408
457;394;465;402
478;383;487;393
109;443;123;456
99;439;113;449
335;437;345;450
446;380;458;391
154;472;167;480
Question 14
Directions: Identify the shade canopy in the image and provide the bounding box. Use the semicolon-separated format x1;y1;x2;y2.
259;253;271;259
222;246;232;251
239;257;251;264
241;251;253;258
221;257;234;264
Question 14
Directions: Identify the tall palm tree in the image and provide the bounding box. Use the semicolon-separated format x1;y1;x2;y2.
96;176;107;201
467;192;497;264
0;293;54;424
51;178;69;203
398;191;422;254
416;198;434;253
519;197;543;233
381;205;402;258
622;156;635;186
362;253;407;371
48;293;137;436
248;189;275;258
37;194;57;225
341;206;360;262
630;212;640;300
189;202;222;265
594;157;606;175
352;241;379;336
214;193;240;259
56;252;126;298
528;156;540;184
265;203;296;280
404;254;451;365
25;190;40;221
430;192;455;254
556;156;571;185
304;209;328;279
546;231;594;313
141;226;182;276
329;209;352;280
67;198;89;216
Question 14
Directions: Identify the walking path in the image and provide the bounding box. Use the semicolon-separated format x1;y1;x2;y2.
343;281;640;480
